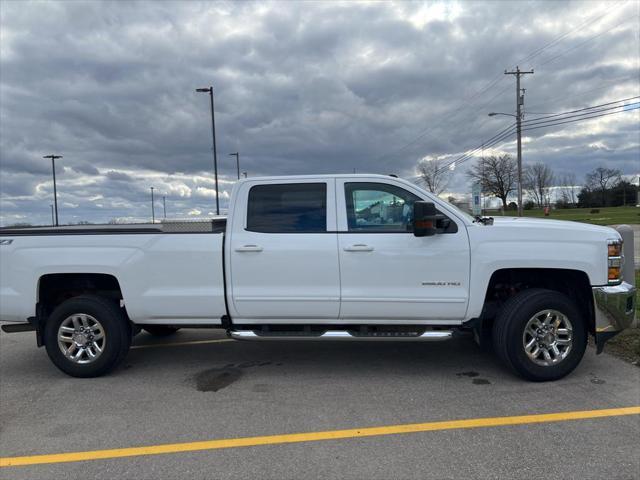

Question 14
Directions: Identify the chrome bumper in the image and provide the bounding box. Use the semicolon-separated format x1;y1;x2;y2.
593;281;637;353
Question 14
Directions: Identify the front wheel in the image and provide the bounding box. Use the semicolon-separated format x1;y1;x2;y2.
43;295;131;378
493;289;587;381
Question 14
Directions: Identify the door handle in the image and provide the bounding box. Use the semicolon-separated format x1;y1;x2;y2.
235;245;263;252
343;244;374;252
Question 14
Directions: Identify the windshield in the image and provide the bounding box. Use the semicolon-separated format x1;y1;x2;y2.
440;198;476;223
410;181;475;223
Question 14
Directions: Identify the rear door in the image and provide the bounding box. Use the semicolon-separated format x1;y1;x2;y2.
228;179;340;322
336;179;470;322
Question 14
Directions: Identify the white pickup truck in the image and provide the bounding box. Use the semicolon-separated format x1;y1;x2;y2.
0;174;636;381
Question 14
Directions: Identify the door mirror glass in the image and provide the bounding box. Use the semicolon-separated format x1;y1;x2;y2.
413;201;438;237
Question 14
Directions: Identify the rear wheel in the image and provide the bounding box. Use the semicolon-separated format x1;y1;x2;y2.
44;295;131;378
142;326;180;337
492;289;587;381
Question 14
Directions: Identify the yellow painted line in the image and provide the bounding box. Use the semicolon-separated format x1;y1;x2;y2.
1;406;638;468
130;338;234;350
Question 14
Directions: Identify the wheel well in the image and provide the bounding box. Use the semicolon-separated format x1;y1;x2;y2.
38;273;124;314
482;268;594;334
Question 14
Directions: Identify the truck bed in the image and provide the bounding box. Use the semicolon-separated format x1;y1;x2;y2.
0;221;228;325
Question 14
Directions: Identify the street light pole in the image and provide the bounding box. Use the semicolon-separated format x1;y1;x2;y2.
229;152;240;180
50;204;54;226
43;154;62;226
196;86;220;215
150;187;155;224
163;195;166;219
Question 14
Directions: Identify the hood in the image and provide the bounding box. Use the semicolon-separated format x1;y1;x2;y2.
488;216;619;237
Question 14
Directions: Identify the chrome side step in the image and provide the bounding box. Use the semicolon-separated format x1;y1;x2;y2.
228;330;453;342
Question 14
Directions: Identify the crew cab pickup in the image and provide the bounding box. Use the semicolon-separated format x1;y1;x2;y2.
0;174;636;381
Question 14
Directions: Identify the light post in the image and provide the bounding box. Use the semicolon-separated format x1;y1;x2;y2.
488;112;523;216
50;204;54;226
43;154;62;226
162;195;166;219
150;187;155;223
229;152;240;180
196;86;220;215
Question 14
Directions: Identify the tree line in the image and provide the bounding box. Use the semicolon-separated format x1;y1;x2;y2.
417;155;638;209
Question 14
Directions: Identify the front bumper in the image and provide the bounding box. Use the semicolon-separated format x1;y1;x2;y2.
593;281;637;353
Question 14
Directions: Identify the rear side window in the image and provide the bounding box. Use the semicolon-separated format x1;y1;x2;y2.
247;183;327;233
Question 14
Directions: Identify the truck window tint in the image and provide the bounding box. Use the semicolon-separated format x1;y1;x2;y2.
247;183;327;233
345;183;421;232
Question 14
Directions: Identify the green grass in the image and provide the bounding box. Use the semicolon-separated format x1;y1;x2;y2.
601;269;640;366
484;206;640;226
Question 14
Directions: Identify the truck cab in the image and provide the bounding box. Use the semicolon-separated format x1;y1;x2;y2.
227;175;470;324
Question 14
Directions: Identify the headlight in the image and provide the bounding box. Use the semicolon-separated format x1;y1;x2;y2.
607;239;623;285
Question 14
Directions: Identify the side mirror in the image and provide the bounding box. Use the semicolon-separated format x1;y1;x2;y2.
413;201;438;237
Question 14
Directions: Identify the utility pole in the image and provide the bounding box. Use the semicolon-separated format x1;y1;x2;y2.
162;195;167;219
43;154;62;226
196;86;220;215
150;187;155;224
229;152;240;180
504;66;533;217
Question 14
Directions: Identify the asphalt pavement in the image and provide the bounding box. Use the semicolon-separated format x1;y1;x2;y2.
0;327;639;479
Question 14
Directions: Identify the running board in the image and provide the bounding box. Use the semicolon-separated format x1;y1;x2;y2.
228;330;453;342
1;322;36;333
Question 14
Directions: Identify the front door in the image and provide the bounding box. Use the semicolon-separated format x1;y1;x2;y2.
336;180;470;322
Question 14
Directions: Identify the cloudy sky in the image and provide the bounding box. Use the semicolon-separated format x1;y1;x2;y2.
1;0;638;225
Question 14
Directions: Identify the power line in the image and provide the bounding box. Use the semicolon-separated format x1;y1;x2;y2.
521;105;639;132
436;123;517;174
377;83;512;164
525;75;639;111
434;101;638;175
517;0;627;66
371;79;509;164
537;16;633;69
522;102;639;127
522;98;640;125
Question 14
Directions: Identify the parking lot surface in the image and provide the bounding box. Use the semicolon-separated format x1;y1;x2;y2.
1;327;639;479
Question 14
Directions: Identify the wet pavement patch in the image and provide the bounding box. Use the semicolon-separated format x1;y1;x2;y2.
472;378;491;385
195;367;242;392
456;371;479;378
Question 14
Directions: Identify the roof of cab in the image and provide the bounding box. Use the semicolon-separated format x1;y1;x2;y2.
236;173;403;182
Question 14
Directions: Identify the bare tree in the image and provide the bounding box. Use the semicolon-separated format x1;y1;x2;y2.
417;157;451;195
559;173;578;206
586;167;622;207
467;154;517;209
524;162;554;208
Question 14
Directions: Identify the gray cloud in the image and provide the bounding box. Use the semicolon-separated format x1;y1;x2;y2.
0;0;638;225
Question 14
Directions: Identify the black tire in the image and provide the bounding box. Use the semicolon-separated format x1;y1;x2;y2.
142;326;180;337
43;295;131;378
492;289;587;382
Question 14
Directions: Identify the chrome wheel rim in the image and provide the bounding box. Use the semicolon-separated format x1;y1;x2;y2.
57;314;106;364
522;309;573;367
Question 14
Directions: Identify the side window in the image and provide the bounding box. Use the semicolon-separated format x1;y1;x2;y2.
247;183;327;233
345;183;421;232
